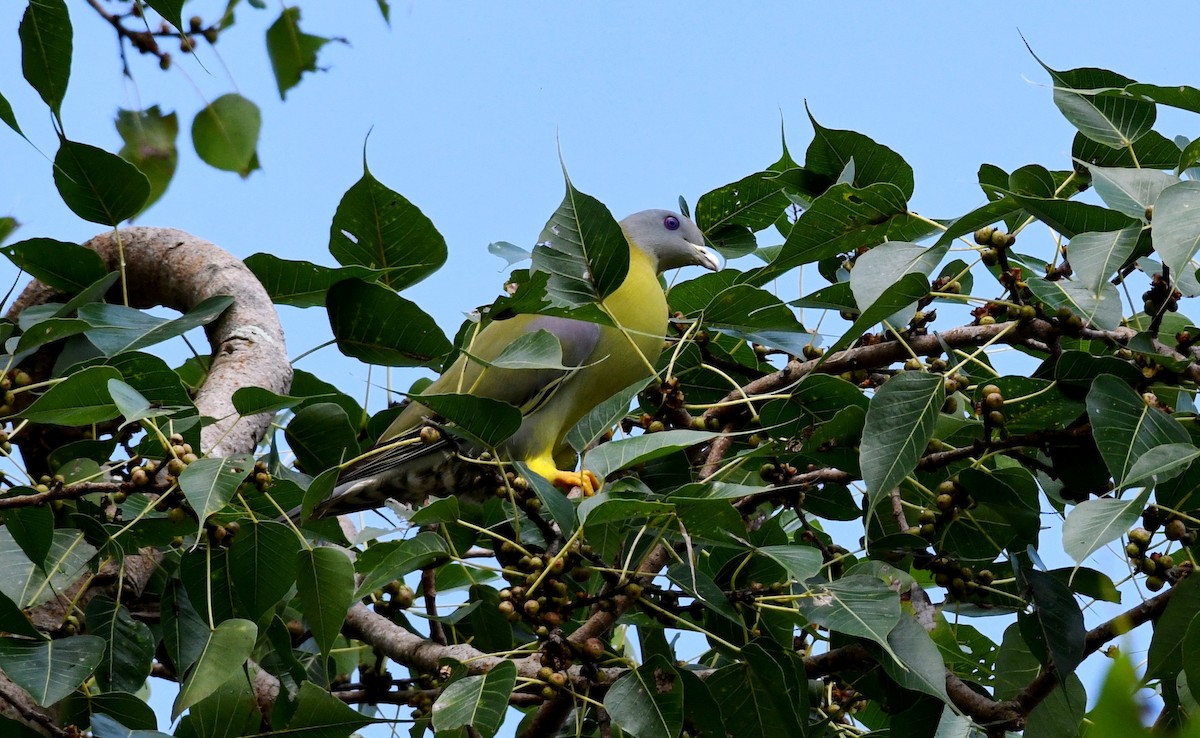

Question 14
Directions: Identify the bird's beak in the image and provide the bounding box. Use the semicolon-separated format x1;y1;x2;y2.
691;242;722;271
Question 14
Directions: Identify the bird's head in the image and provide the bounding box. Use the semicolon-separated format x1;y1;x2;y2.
620;209;721;273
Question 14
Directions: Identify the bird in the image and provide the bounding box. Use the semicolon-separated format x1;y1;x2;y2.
303;209;720;520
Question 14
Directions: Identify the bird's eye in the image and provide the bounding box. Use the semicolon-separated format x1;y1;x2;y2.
663;215;680;231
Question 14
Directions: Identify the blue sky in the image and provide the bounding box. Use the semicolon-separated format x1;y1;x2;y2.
2;0;1199;732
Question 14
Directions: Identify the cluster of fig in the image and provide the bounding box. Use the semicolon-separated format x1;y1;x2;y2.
1126;528;1177;592
495;539;593;637
1143;272;1182;316
824;680;868;719
974;225;1017;264
371;579;416;618
976;384;1007;431
924;554;995;601
0;368;30;416
912;476;975;542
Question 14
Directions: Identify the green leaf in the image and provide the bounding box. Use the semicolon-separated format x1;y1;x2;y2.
1084;164;1176;220
1062;488;1151;564
0;528;96;609
583;429;722;481
0;635;104;707
411;393;521;448
285;402;359;474
850;241;946;327
1067;227;1142;293
817;273;930;360
1074;130;1182;170
191;94;261;177
753;544;823;583
567;376;651;453
430;660;516;737
881;614;949;702
327;279;451;367
696;282;811;355
171;619;257;719
23;365;122;426
78;295;233;356
806;108;915;198
1087;373;1190;486
1146;572;1200;681
143;0;184;31
53;140;150;225
1024;568;1086;678
84;597;154;694
108;379;175;428
282;681;378;735
531;174;630;308
228;521;301;622
0;90;25;138
178;676;260;738
266;7;330;99
706;641;806;738
5;504;53;569
474;329;572;370
1083;653;1145;738
19;0;71;117
604;655;684;738
799;575;901;654
296;547;355;657
860;372;944;510
178;455;254;527
1009;194;1138;238
0;589;41;639
1122;442;1200;490
116;107;178;213
243;253;383;308
1024;274;1122;331
1037;57;1156;148
515;461;577;534
1;238;106;293
745;182;917;285
695;170;808;256
231;386;304;416
487;240;530;267
1152;180;1200;279
354;531;447;599
328;161;447;291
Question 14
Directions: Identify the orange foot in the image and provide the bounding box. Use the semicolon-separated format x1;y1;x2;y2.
551;469;601;497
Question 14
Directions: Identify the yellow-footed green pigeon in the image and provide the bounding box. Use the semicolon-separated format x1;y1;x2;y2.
308;209;719;519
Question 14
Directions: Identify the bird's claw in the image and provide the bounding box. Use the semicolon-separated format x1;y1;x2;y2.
552;469;601;497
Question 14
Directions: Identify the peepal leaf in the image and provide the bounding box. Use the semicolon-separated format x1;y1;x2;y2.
0;635;104;707
604;655;684;738
53;140;150;225
850;241;946;328
412;393;521;448
171;619;257;719
266;8;331;99
583;429;722;480
1063;488;1151;564
1152;180;1200;279
430;660;516;737
531;173;630;308
296;547;355;656
20;0;72;117
178;455;254;526
327;279;451;367
329;159;447;291
1087;373;1190;486
1084;164;1176;220
23;366;122;426
192;94;260;177
799;576;902;657
860;372;944;509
